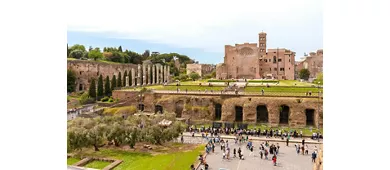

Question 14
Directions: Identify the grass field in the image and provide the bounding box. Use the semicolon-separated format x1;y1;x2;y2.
245;86;321;93
70;144;204;170
67;157;81;165
85;160;112;169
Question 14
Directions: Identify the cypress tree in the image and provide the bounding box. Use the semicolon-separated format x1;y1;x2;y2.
111;75;117;91
123;70;128;86
88;78;97;100
117;72;122;87
97;75;104;98
104;76;111;96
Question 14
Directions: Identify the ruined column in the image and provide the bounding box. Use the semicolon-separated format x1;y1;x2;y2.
156;65;159;84
152;65;155;84
137;64;141;86
142;64;146;86
125;76;129;87
148;64;151;85
131;68;135;86
167;66;170;83
161;65;165;83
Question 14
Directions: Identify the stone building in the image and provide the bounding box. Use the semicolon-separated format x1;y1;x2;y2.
112;91;323;128
216;32;296;80
67;60;171;92
186;64;215;77
295;49;323;79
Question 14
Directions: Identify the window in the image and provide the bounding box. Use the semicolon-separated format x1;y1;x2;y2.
269;59;271;62
261;68;262;71
289;59;290;62
265;59;267;63
280;68;285;71
289;67;290;70
260;59;263;61
274;68;277;71
278;59;282;62
273;56;276;63
270;68;271;71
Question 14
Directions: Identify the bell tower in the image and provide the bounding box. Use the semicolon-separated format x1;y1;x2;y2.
258;31;267;56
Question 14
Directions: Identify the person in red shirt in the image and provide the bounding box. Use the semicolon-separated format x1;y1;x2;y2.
272;155;277;166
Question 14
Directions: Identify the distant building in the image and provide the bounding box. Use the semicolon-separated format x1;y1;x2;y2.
295;49;323;79
216;32;296;80
186;63;215;77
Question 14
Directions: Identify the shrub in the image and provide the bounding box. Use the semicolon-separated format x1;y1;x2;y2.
100;96;110;102
108;98;114;102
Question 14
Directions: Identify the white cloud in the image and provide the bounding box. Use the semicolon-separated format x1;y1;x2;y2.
68;0;322;53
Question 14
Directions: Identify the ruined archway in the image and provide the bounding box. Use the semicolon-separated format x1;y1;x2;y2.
175;101;184;118
78;84;84;91
279;105;290;124
155;105;163;114
138;104;145;111
235;106;243;122
215;104;222;120
305;109;315;126
256;105;268;123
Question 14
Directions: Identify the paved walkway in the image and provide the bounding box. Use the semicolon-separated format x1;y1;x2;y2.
182;132;323;144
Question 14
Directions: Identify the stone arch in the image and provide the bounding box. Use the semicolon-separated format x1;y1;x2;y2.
256;105;268;123
175;100;184;118
78;83;84;91
305;109;315;126
215;103;222;120
155;105;163;114
235;106;243;122
279;105;290;124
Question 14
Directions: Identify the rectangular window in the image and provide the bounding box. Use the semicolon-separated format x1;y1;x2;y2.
278;59;282;62
265;60;267;63
260;68;262;71
280;68;285;71
269;59;271;62
274;68;277;71
289;67;290;70
270;68;271;71
260;59;263;61
289;59;290;62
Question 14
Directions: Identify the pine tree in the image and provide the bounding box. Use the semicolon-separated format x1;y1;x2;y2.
88;78;97;100
97;75;104;98
117;72;122;87
123;70;128;86
111;75;117;91
104;76;111;96
118;46;123;52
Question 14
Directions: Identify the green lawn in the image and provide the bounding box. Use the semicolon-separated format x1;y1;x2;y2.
71;144;204;170
67;157;81;165
85;160;112;169
245;86;321;93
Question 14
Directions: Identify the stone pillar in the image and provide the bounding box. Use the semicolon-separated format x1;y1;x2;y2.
161;65;165;84
167;66;170;83
156;66;160;84
125;76;129;87
142;64;146;86
152;65;155;84
131;68;135;86
137;64;141;86
148;64;151;85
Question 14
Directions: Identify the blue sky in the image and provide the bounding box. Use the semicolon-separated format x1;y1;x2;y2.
67;0;323;64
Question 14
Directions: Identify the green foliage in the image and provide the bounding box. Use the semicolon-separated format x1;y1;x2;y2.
104;76;111;96
313;72;323;85
207;79;236;82
69;44;86;52
67;69;76;93
88;48;103;61
106;51;124;63
97;75;104;97
68;49;84;59
299;69;310;80
79;92;92;105
111;75;117;91
211;70;216;78
88;78;97;99
178;74;189;81
118;46;123;52
117;72;122;88
123;70;128;86
189;72;200;81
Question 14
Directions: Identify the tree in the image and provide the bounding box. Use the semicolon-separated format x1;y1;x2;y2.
69;49;84;59
88;48;103;61
89;78;97;100
69;44;86;52
143;50;150;58
111;75;117;91
106;51;124;63
117;72;122;88
299;69;310;80
104;76;111;96
118;46;123;52
211;70;216;78
97;75;104;98
67;44;70;57
123;70;128;86
179;74;189;81
67;69;76;93
189;72;200;81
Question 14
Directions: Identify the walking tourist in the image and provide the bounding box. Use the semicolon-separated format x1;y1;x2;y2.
272;155;277;166
312;151;317;162
233;148;236;158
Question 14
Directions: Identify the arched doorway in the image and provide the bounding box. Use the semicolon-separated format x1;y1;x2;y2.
138;104;145;111
175;101;184;118
305;109;315;126
79;84;84;91
256;105;268;123
215;104;222;120
235;106;243;122
279;105;289;124
155;105;163;114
